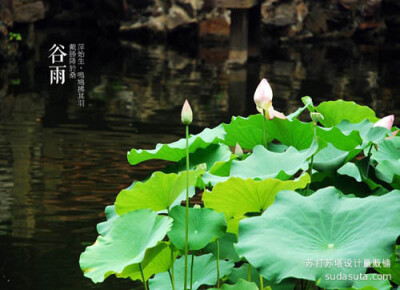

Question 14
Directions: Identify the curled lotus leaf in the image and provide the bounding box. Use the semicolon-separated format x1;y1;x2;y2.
127;125;226;165
79;209;173;283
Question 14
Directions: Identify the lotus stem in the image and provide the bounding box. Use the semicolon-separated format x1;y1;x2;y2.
139;263;148;290
216;239;221;288
259;274;263;289
247;264;252;282
262;109;267;147
184;124;190;290
190;252;195;290
306;124;317;195
170;245;175;290
365;143;374;178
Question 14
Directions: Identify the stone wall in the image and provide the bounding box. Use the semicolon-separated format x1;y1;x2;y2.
120;0;400;41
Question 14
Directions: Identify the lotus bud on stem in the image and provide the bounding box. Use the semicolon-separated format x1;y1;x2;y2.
253;79;273;147
234;142;244;158
181;99;193;126
305;112;323;195
181;99;193;290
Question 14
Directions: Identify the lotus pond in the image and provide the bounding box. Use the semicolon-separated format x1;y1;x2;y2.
79;82;400;290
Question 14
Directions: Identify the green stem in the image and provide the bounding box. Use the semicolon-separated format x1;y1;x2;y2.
139;263;148;290
184;125;190;290
305;124;317;195
170;245;175;290
262;109;267;147
259;274;264;289
247;264;252;282
365;143;374;178
190;252;195;290
216;240;221;288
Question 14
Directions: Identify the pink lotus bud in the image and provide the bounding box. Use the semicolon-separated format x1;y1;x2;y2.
373;115;394;130
181;99;193;125
254;79;273;111
234;142;243;157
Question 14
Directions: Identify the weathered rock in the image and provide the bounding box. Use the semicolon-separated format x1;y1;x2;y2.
262;1;297;26
166;5;195;30
13;1;44;23
199;14;230;40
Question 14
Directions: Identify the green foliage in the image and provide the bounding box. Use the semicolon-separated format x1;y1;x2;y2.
79;209;172;283
168;206;227;250
235;188;400;289
80;98;400;289
115;170;203;214
148;254;234;290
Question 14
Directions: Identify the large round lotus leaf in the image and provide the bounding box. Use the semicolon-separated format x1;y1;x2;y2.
115;170;202;214
119;242;174;281
235;187;400;289
203;174;310;234
79;209;172;283
313;143;348;172
127;124;226;165
168;206;227;250
203;143;316;185
148;253;234;290
316;100;378;127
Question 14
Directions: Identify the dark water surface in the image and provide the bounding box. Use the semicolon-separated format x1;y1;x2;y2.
0;26;399;289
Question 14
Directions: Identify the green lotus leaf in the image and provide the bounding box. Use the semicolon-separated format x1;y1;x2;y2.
371;136;400;162
313;143;348;172
267;118;314;150
340;274;392;290
203;142;316;185
375;160;400;188
375;246;400;285
168;206;227;250
96;205;119;236
311;171;388;197
370;137;400;187
222;115;265;149
203;174;310;234
204;233;241;262
115;170;202;214
235;187;400;289
316;125;362;152
316;100;378;127
223;114;316;151
127;125;226;165
338;163;363;182
119;242;174;281
148;253;234;290
211;279;259;290
228;263;295;290
79;209;173;283
164;144;232;173
336;120;390;148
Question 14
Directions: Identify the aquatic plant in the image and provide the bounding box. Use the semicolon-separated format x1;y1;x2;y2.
80;79;400;289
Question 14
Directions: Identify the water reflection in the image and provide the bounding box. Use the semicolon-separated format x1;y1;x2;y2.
0;27;399;289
